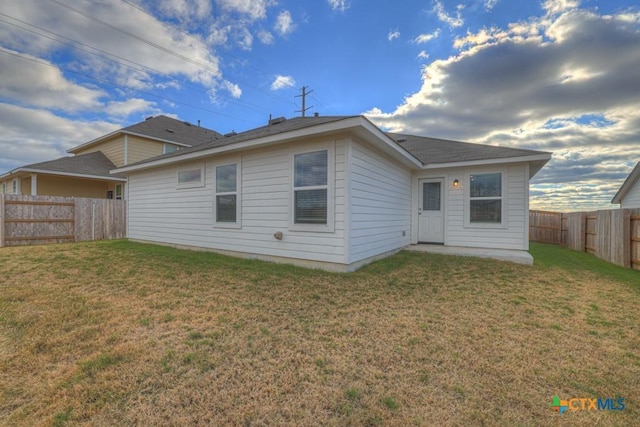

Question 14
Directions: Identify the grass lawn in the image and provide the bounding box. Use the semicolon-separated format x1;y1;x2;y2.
1;241;638;426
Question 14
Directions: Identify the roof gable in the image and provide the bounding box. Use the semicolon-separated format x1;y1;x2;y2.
68;115;223;153
611;162;640;204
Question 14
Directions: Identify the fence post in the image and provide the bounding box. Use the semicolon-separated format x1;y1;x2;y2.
0;193;4;248
610;209;631;268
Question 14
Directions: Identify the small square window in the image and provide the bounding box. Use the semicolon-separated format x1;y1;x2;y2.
178;169;201;184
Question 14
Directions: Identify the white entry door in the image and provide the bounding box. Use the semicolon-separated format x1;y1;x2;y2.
418;179;444;243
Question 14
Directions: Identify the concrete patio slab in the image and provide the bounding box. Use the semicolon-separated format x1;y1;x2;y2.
405;244;534;265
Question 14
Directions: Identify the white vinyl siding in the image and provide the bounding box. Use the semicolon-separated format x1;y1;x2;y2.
421;164;528;250
620;180;640;208
127;140;347;265
348;140;412;263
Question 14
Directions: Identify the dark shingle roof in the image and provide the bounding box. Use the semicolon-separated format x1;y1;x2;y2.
387;133;548;165
22;152;124;179
130;115;358;165
121;115;223;146
118;115;550;170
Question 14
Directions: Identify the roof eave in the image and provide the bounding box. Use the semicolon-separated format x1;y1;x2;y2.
3;168;127;182
112;116;423;174
420;153;552;176
611;162;640;204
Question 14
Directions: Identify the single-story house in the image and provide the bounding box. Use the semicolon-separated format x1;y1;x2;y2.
611;162;640;208
0;116;222;199
112;115;551;272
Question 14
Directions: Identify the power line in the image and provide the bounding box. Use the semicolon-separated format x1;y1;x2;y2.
310;93;338;116
46;0;220;77
0;47;254;123
47;0;296;108
116;0;296;107
0;12;276;116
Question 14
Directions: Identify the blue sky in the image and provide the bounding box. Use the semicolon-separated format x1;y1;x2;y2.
1;0;639;211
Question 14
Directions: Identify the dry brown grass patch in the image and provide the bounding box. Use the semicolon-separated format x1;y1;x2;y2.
0;241;638;426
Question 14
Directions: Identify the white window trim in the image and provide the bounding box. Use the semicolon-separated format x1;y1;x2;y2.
176;164;205;189
464;170;507;229
12;179;18;194
1;182;6;194
289;142;335;233
212;158;242;229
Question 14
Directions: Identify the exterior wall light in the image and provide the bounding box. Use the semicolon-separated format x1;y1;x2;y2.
453;179;459;187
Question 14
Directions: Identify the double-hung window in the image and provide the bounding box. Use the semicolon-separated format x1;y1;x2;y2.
293;150;328;225
214;163;240;227
469;172;502;224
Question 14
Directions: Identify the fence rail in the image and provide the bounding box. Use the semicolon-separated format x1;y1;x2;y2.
0;194;126;247
529;209;640;270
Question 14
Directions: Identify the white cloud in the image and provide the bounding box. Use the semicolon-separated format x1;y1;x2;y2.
215;0;271;20
271;75;296;90
414;29;441;44
432;1;464;29
417;51;430;60
257;30;274;44
274;10;296;36
0;103;120;169
485;0;499;11
158;0;212;22
222;80;242;98
328;0;350;12
0;0;222;87
542;0;580;16
367;7;640;211
105;98;159;117
0;49;104;111
388;29;401;41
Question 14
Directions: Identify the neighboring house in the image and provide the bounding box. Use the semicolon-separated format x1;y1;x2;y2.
611;162;640;208
113;115;551;272
0;116;222;199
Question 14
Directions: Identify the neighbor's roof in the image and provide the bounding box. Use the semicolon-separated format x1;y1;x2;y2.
68;115;223;153
0;151;126;181
113;115;551;175
611;161;640;204
147;115;359;162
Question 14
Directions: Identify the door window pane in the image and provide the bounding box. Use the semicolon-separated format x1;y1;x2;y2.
423;182;441;211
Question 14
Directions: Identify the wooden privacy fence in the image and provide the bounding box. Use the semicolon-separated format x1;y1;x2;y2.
0;194;126;247
529;209;640;270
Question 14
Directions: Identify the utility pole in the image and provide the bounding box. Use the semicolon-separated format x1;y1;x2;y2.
295;86;314;117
